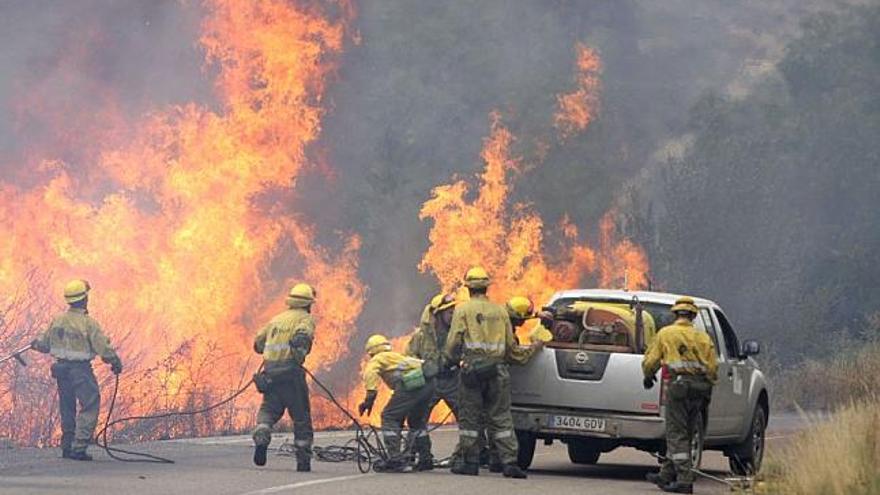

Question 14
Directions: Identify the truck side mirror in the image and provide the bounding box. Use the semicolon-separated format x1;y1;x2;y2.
741;340;760;357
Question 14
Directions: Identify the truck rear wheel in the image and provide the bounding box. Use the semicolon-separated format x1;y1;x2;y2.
515;430;536;470
567;441;601;465
728;405;767;475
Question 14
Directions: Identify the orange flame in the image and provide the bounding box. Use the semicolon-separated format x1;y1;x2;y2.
0;0;363;443
419;44;647;342
419;113;594;319
554;42;601;139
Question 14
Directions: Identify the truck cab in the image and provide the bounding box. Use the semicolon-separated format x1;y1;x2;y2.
510;289;769;475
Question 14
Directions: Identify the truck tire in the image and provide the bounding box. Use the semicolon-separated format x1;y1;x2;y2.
567;441;601;465
728;405;767;475
515;430;536;470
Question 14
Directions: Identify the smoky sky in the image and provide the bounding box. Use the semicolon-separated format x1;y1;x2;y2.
0;0;868;358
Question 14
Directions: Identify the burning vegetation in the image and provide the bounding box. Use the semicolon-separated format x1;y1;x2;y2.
0;0;648;446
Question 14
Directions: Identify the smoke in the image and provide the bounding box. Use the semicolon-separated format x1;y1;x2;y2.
0;1;874;440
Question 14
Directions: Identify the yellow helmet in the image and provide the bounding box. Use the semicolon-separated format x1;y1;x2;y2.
63;279;91;304
671;296;698;315
365;334;392;356
430;293;457;313
506;296;535;319
464;266;490;290
287;283;316;308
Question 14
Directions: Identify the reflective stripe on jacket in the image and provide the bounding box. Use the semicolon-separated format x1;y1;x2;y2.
33;308;118;362
444;294;515;364
254;308;315;364
363;350;423;391
642;318;718;382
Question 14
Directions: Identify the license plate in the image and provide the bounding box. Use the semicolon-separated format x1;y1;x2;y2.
549;415;606;432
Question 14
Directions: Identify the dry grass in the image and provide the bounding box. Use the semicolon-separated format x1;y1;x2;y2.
761;400;880;495
771;338;880;412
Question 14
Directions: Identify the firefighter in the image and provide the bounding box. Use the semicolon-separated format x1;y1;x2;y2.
504;295;545;366
359;334;435;472
444;267;539;479
252;283;316;472
642;296;718;494
405;293;458;467
30;279;123;461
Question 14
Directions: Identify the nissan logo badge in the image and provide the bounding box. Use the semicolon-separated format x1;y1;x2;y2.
575;352;589;364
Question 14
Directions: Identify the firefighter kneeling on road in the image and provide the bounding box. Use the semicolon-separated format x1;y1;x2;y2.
642;296;718;494
359;334;435;472
252;283;316;472
30;279;123;461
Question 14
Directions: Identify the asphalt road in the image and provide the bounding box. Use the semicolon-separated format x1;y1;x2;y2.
0;420;799;495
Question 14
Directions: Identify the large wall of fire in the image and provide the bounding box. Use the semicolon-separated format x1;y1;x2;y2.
0;0;646;446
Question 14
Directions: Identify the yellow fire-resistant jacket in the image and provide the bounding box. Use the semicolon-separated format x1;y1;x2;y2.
444;294;516;364
32;307;119;363
405;303;443;367
254;308;315;373
363;350;423;392
642;318;718;383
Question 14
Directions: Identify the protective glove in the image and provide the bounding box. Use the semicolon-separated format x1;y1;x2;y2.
30;339;48;353
358;390;377;416
289;333;313;364
643;375;655;390
110;358;123;375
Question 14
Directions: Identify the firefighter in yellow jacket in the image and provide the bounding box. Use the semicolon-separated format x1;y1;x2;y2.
252;283;316;472
444;267;539;479
359;334;435;471
405;293;459;467
31;280;122;461
642;297;718;494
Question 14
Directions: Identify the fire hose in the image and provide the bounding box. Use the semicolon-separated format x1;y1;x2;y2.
648;452;755;490
4;345;450;472
0;344;33;366
93;360;408;472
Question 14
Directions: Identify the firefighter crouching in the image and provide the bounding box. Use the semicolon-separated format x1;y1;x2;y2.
642;296;718;494
30;279;123;461
444;267;541;479
359;334;435;472
252;283;317;472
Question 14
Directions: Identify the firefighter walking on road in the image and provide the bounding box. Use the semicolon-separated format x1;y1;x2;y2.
359;334;435;472
30;280;123;461
444;267;540;479
252;283;317;472
642;296;718;494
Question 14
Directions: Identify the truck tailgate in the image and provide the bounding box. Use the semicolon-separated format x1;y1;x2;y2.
510;347;661;415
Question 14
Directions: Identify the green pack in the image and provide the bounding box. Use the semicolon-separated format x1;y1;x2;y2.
401;366;426;391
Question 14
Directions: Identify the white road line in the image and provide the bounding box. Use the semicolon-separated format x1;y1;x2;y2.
240;474;371;495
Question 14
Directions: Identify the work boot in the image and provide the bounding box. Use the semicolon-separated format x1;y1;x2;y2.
660;481;693;494
415;450;434;472
502;463;528;479
488;463;503;473
61;448;72;459
451;462;479;476
646;472;672;487
68;451;93;461
253;444;268;466
296;458;311;472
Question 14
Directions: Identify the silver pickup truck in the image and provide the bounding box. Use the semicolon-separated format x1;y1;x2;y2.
511;289;769;475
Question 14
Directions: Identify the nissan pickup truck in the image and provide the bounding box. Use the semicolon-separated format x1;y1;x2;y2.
510;289;769;475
